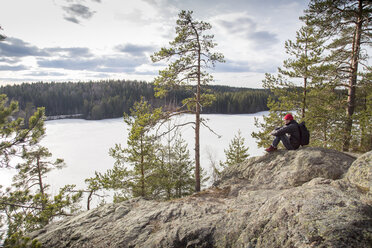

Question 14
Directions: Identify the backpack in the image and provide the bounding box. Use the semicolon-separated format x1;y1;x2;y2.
298;121;310;146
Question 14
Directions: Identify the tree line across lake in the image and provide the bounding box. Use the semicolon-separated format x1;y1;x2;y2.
0;80;270;120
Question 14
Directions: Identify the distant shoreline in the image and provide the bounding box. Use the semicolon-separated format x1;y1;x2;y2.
45;114;84;121
45;111;269;122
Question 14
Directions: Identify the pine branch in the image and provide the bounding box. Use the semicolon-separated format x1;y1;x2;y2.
201;120;222;138
0;201;42;210
155;121;196;140
0;115;43;151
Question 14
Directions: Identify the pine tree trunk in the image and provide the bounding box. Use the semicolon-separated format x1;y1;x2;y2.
303;77;307;119
140;137;145;196
343;0;363;151
87;190;93;210
193;22;202;193
302;39;308;120
195;67;201;193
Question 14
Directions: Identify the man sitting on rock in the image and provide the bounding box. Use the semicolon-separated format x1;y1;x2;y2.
265;113;301;152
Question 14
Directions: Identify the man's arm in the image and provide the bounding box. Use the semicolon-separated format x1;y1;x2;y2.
271;124;294;136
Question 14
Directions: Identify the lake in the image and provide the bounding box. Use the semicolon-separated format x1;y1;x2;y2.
0;112;268;198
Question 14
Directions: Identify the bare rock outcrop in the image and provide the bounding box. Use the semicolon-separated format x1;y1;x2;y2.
346;150;372;202
30;147;372;248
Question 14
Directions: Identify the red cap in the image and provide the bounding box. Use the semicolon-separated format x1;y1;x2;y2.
283;114;293;120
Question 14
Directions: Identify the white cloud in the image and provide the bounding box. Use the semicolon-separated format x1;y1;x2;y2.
0;0;310;87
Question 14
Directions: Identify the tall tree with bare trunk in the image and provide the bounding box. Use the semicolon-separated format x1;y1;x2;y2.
151;10;224;192
304;0;372;151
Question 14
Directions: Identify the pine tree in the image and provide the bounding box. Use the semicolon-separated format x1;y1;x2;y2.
279;19;326;119
252;12;351;150
14;145;65;213
171;134;195;198
222;130;249;167
265;18;326;116
305;84;345;149
94;99;162;201
151;10;224;192
0;93;45;243
0;107;82;244
88;100;200;202
354;66;372;151
0;95;45;168
155;132;194;199
304;0;372;151
121;100;162;198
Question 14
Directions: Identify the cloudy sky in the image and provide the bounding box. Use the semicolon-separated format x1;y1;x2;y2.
0;0;309;88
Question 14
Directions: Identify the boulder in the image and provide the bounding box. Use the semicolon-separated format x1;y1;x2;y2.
346;150;372;200
215;147;355;191
30;148;372;248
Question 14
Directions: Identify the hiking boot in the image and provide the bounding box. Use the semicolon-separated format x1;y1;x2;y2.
265;145;277;152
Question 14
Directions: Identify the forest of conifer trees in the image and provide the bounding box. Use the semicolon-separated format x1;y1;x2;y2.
0;80;270;120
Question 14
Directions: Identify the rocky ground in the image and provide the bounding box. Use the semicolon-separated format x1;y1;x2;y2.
30;147;372;248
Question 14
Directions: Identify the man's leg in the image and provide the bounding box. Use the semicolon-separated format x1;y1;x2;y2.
272;136;281;148
266;135;294;152
278;135;294;150
266;136;280;152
